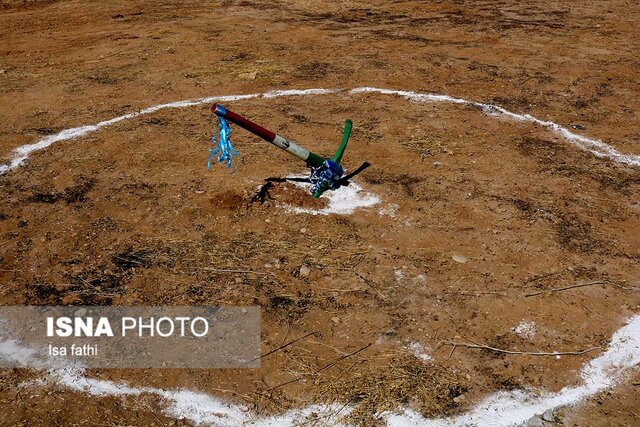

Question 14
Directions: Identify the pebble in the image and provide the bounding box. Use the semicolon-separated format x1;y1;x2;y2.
299;264;311;278
74;308;87;317
238;71;257;80
452;254;468;264
542;409;555;422
453;394;465;403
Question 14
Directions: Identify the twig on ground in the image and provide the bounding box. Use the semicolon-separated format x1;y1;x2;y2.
202;267;271;275
267;342;373;392
316;342;374;374
354;272;388;301
579;301;602;318
436;339;600;358
443;290;506;297
131;396;166;427
525;280;609;297
240;331;316;367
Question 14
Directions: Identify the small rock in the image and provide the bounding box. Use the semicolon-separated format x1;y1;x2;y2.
300;228;307;234
570;123;586;130
453;394;465;403
452;254;468;264
432;161;443;167
299;264;311;278
0;69;5;74
330;317;340;325
541;409;555;422
74;308;87;317
238;71;257;80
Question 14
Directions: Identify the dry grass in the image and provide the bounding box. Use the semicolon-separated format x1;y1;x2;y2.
314;354;467;426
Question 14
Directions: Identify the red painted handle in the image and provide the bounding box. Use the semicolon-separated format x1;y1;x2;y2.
212;104;276;142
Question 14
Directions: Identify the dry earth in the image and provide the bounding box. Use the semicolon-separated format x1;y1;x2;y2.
0;0;639;425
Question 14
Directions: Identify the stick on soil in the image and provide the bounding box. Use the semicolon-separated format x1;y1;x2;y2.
525;280;610;297
437;340;600;358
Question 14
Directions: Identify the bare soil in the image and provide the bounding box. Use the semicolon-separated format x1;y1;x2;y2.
0;0;639;425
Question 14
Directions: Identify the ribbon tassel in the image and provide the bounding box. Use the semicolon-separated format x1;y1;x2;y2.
208;116;238;171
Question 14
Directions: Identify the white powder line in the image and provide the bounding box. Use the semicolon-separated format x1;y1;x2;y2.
1;87;639;175
1;315;639;426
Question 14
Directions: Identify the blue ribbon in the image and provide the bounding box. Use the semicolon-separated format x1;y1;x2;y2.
208;116;238;172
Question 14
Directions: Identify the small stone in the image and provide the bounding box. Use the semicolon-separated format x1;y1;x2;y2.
74;308;87;317
541;409;555;422
241;308;248;314
432;161;443;167
330;317;340;325
0;69;5;74
452;254;468;264
453;394;465;403
238;71;257;80
299;264;311;278
300;228;307;234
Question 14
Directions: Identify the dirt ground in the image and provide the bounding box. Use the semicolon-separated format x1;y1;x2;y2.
0;0;639;425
